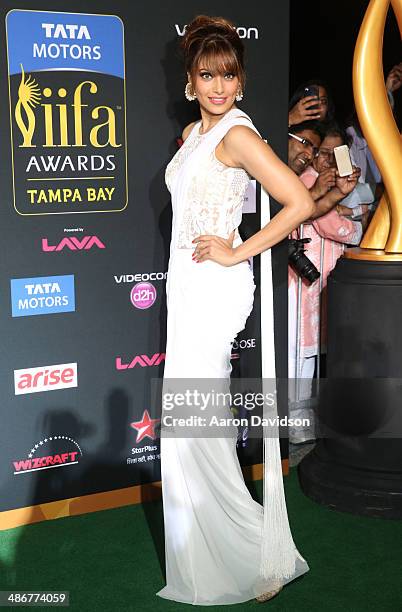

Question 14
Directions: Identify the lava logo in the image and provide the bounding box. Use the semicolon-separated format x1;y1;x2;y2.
42;235;105;251
130;282;157;309
6;10;127;215
116;353;165;370
10;274;75;317
14;362;78;395
130;410;160;443
13;435;82;474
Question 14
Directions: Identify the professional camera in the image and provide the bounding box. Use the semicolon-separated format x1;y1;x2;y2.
288;238;320;284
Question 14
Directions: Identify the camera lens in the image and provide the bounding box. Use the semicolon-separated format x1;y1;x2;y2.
288;238;320;284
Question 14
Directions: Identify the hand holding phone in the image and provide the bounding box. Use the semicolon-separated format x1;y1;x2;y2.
289;87;321;125
335;165;361;197
303;85;319;110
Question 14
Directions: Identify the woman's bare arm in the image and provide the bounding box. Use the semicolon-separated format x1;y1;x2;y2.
194;126;314;265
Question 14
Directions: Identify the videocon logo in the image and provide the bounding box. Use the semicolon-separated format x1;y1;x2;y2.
6;10;127;215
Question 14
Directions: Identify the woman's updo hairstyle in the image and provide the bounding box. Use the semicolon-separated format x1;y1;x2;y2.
181;15;245;91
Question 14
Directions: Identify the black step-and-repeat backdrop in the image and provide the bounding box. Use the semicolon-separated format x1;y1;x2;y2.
0;1;289;521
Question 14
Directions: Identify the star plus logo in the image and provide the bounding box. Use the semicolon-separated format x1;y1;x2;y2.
130;410;160;443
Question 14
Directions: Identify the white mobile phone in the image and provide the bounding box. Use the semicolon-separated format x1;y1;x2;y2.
334;145;353;177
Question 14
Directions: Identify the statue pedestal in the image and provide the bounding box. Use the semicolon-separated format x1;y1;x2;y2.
298;257;402;518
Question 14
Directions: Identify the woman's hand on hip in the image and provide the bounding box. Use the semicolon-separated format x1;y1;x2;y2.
192;233;237;266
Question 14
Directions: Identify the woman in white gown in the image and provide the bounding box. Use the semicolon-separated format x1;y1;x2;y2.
157;15;314;605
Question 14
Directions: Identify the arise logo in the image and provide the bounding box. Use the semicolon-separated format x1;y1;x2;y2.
175;24;259;39
116;353;165;370
42;235;105;252
14;362;78;395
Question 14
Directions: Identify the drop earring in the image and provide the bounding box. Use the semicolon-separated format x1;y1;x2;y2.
185;82;197;101
235;89;243;102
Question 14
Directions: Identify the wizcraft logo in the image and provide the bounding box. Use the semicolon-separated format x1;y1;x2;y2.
6;10;127;215
10;274;75;317
14;362;78;395
175;24;259;39
42;235;105;252
13;435;82;474
116;353;165;370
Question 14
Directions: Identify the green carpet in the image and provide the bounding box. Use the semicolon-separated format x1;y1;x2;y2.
0;468;401;611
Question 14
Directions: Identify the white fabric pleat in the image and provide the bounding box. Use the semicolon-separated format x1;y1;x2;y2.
259;187;308;582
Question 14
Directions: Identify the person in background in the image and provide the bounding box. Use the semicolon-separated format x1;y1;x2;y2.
287;120;324;176
288;122;361;444
302;122;370;224
345;62;402;212
288;79;335;126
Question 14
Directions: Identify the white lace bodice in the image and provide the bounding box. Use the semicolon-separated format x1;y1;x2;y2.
165;110;258;249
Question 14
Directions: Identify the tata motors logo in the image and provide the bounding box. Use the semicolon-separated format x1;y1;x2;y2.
10;274;75;317
130;282;157;309
42;235;105;251
14;362;78;395
13;435;82;474
6;10;127;215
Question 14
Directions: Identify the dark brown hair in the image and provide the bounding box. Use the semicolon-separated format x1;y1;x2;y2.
181;15;245;90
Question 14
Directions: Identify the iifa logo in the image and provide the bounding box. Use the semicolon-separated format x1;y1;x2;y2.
6;10;127;215
14;362;78;395
14;72;120;150
10;274;75;317
116;353;166;370
42;235;105;251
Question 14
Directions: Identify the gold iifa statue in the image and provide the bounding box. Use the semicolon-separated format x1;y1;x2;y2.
345;0;402;261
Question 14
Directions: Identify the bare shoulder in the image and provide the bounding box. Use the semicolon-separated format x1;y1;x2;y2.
182;121;198;142
223;124;261;145
220;125;267;167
